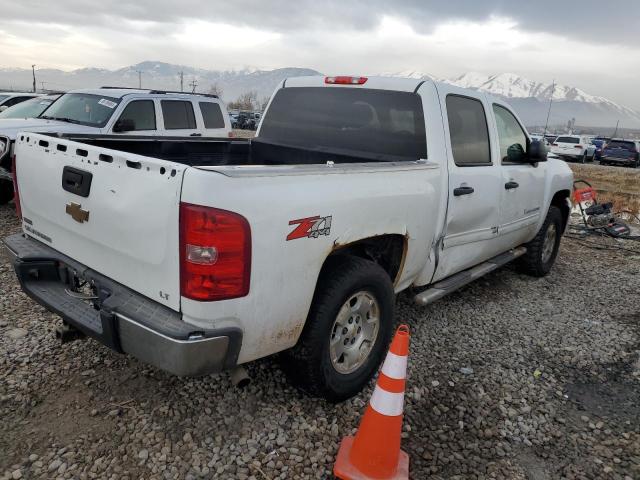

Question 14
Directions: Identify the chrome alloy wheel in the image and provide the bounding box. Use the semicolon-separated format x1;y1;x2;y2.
541;222;557;264
329;291;380;374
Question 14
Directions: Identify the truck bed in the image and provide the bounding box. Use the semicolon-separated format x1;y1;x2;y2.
51;134;411;167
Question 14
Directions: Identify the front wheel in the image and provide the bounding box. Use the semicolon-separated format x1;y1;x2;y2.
282;256;395;402
518;206;563;277
0;179;14;205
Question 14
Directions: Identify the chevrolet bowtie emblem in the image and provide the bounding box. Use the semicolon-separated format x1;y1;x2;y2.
65;202;90;223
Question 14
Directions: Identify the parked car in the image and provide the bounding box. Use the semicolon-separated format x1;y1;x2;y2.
600;139;640;167
0;87;231;204
4;75;572;401
590;138;605;161
0;92;41;111
235;111;258;130
0;94;60;120
549;135;596;163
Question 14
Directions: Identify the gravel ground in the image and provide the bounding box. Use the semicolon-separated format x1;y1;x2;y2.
1;201;639;480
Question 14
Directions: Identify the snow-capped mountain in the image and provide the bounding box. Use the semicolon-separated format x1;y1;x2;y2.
443;72;640;128
447;72;620;108
0;62;321;102
1;62;638;127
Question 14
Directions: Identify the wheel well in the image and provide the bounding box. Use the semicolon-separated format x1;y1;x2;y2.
326;234;406;285
551;189;571;231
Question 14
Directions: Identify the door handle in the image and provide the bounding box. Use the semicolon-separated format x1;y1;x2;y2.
189;133;202;137
505;181;519;190
453;186;475;196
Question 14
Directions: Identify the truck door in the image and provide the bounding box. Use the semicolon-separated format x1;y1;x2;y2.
491;103;545;247
433;88;503;281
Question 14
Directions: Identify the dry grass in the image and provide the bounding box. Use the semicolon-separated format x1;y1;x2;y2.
569;163;640;218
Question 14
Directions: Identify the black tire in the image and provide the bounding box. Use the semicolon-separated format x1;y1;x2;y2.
282;255;395;402
581;152;587;164
0;179;14;205
518;206;563;277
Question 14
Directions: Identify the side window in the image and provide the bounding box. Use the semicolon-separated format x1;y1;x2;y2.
117;100;156;130
5;96;30;107
493;105;527;163
445;95;491;166
199;102;225;129
161;100;197;130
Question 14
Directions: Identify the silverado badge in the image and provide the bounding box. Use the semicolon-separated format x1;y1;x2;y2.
65;202;90;223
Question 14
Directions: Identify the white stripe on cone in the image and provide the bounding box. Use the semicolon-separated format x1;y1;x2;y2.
369;385;404;416
381;351;408;380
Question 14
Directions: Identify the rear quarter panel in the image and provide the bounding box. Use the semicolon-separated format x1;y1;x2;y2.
180;163;441;363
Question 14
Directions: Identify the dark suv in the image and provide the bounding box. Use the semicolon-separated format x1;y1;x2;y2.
601;139;640;167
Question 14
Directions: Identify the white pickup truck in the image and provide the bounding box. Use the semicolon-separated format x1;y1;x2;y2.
0;87;231;204
4;75;573;401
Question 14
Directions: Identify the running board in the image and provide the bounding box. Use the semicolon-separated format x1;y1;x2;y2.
414;246;527;306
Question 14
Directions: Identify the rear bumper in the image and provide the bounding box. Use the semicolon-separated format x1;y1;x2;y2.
601;156;636;165
3;233;242;376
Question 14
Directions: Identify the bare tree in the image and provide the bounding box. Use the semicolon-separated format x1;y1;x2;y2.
228;90;258;111
259;96;270;111
208;82;224;97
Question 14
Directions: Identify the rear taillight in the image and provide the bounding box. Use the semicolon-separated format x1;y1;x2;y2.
325;76;368;85
11;155;21;219
552;143;558;147
179;202;251;301
574;145;583;149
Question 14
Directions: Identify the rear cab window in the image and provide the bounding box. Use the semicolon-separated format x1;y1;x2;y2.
607;140;635;150
259;87;427;162
161;100;197;130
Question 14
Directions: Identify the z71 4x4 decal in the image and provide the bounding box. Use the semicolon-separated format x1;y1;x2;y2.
287;215;332;241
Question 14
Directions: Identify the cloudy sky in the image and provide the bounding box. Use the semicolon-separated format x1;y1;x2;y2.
1;0;640;108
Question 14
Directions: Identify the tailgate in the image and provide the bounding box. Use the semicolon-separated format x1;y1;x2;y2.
14;133;185;311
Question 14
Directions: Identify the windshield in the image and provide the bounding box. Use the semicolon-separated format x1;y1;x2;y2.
40;93;120;127
555;136;579;144
0;97;57;119
260;87;427;161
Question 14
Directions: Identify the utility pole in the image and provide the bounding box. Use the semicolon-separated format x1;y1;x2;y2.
542;79;555;137
32;65;36;93
612;120;619;138
189;78;198;93
179;71;184;92
136;70;142;89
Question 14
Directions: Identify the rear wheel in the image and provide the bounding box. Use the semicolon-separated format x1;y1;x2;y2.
518;206;563;277
282;255;395;402
0;180;14;205
581;152;587;164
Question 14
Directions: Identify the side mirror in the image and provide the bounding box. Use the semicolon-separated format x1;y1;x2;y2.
112;118;135;133
527;139;548;162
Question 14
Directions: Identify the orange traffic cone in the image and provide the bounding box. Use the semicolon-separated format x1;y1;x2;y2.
334;325;410;480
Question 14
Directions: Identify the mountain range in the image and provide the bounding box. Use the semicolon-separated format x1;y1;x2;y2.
1;61;638;128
